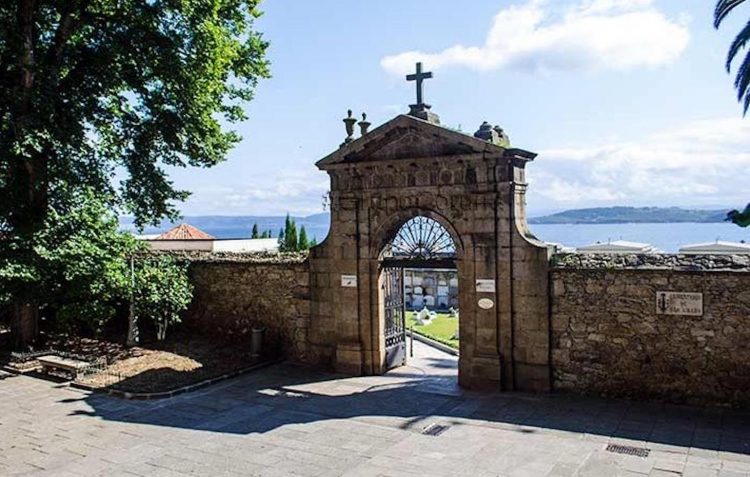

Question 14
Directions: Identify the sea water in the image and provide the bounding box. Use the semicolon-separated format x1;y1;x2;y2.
127;219;749;253
528;222;749;252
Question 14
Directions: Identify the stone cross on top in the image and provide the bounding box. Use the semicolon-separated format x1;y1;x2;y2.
406;62;432;106
405;62;440;124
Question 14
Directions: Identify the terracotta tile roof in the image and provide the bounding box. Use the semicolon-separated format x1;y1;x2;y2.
155;223;214;240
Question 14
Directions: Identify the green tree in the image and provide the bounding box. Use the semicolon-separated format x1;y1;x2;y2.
277;227;285;251
309;237;318;248
251;223;260;239
0;1;269;345
298;225;309;251
715;0;750;225
715;0;750;113
134;255;193;342
39;197;142;336
0;190;195;347
283;214;298;252
0;191;142;341
727;204;750;227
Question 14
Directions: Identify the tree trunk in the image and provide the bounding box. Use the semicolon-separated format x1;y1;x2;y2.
10;300;38;350
7;0;45;349
157;318;167;342
126;302;139;347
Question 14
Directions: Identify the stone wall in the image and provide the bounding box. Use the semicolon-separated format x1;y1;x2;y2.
181;253;311;362
551;253;750;407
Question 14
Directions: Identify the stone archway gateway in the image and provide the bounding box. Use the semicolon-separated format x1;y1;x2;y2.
307;64;552;392
379;215;459;370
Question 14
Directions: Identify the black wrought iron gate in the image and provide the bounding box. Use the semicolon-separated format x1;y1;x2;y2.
380;216;459;371
383;267;406;370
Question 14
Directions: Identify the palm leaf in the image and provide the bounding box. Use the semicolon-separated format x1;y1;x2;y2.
734;49;750;113
715;0;748;28
727;20;750;71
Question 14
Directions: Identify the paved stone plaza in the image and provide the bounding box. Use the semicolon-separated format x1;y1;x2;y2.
1;343;749;477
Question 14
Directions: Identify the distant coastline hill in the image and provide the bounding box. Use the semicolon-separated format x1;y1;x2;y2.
119;213;332;240
528;207;727;225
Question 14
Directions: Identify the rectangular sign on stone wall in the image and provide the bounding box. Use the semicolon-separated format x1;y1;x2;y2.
476;279;496;293
656;291;703;316
341;274;358;288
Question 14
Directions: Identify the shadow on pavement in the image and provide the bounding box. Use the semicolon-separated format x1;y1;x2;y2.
69;361;750;456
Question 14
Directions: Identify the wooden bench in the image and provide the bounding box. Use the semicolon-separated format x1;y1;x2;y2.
37;355;90;379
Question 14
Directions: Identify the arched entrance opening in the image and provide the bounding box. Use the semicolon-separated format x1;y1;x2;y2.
379;216;459;371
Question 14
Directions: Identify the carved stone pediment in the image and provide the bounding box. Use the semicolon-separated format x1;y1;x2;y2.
317;115;507;170
342;128;478;163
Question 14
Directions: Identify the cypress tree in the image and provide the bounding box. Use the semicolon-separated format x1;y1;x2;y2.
309;237;317;248
277;228;285;251
251;223;259;239
298;226;309;251
285;216;298;252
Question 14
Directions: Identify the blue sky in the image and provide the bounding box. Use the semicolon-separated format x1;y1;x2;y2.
169;0;750;217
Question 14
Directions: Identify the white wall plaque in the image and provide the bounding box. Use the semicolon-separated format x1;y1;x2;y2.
476;279;496;293
478;298;495;310
656;291;703;316
341;274;358;288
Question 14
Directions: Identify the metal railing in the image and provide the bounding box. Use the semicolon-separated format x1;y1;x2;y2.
10;349;93;363
74;359;122;387
9;349;122;387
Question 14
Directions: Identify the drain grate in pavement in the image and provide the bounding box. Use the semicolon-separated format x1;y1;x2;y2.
605;444;651;458
421;423;450;436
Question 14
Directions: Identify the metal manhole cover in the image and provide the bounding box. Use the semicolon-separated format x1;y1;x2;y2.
421;423;450;436
605;444;650;458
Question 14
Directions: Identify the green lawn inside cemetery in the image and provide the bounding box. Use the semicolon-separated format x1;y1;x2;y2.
407;312;459;350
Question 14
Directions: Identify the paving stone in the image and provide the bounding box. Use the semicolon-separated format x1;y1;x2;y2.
682;464;720;477
2;355;750;477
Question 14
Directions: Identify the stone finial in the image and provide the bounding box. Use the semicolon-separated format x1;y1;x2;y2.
493;125;511;147
343;109;357;144
474;121;493;139
358;112;371;136
474;121;511;147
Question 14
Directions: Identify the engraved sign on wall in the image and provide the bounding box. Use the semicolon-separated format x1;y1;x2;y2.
478;298;495;310
341;274;358;288
476;279;495;293
656;291;703;316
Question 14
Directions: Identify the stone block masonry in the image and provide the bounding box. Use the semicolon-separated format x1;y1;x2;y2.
551;253;750;407
180;252;311;363
170;248;750;407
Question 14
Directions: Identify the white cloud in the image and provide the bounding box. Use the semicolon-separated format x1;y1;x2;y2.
528;118;750;209
181;169;330;216
381;0;689;75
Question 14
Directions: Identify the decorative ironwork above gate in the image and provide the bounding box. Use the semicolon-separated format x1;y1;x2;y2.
382;216;457;268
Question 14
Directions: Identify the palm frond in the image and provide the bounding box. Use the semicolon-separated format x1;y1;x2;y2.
715;0;748;28
727;20;750;71
735;51;750;114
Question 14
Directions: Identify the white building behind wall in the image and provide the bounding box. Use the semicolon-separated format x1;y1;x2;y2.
576;240;661;254
679;241;750;255
139;223;279;253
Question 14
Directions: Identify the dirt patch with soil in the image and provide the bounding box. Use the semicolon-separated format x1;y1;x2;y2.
46;333;266;394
